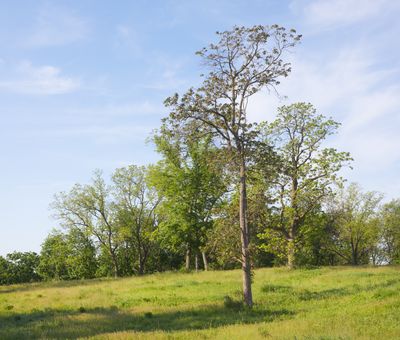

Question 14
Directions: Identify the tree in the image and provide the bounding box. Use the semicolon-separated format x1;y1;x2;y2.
112;165;160;275
164;25;301;306
38;229;97;281
37;232;69;280
327;183;382;265
6;252;41;283
0;256;11;285
260;103;352;268
65;227;98;279
150;125;227;271
206;176;276;269
380;199;400;264
52;170;121;277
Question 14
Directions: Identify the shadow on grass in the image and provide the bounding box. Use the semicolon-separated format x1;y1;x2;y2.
0;278;112;295
261;277;399;302
297;288;349;301
0;305;295;339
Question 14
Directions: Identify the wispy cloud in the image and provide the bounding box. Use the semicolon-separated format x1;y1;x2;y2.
247;44;400;196
0;61;80;95
291;0;399;29
26;4;89;47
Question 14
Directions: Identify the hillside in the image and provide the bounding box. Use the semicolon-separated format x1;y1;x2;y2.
0;266;399;339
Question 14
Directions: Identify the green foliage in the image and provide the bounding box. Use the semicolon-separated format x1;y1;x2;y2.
52;170;121;277
37;232;69;280
52;166;161;277
38;229;97;281
66;228;98;279
326;183;383;265
258;102;352;267
380;199;400;264
0;252;41;284
205;195;242;269
112;165;160;275
150;125;227;264
0;256;12;285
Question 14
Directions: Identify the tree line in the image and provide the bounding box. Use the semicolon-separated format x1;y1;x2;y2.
1;26;399;307
2;104;399;285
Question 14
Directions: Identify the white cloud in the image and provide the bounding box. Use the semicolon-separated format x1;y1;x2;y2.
0;61;80;95
291;0;399;29
247;44;400;198
27;4;89;47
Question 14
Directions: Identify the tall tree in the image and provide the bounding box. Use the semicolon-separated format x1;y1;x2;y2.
327;183;382;265
52;171;121;277
38;229;97;280
112;165;160;275
260;103;351;268
38;232;69;280
164;25;301;306
150;125;227;271
380;199;400;264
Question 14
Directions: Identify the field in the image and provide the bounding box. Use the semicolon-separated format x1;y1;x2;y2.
0;266;399;339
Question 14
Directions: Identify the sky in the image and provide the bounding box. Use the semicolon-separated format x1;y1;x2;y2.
0;0;399;256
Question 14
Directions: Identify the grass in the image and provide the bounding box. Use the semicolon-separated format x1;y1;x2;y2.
0;266;399;339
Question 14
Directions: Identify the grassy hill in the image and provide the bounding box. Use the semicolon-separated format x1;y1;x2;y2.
0;266;399;339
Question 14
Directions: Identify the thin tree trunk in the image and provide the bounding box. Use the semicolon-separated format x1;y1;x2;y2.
239;159;253;307
138;256;144;275
202;251;209;271
352;251;358;265
139;247;149;276
288;175;298;269
351;238;358;265
287;235;295;269
185;248;190;271
195;253;199;272
111;253;119;278
138;249;144;275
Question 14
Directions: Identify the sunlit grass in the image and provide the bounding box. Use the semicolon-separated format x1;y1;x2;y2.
0;266;399;339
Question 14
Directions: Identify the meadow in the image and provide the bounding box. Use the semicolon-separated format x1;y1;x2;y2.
0;266;399;339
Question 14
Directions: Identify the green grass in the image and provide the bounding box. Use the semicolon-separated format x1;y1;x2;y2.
0;266;399;339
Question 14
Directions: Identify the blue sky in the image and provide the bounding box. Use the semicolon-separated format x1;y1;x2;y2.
1;0;399;255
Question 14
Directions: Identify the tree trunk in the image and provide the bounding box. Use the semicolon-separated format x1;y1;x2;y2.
351;239;358;265
111;253;119;278
288;175;298;270
138;256;144;275
352;251;358;265
185;248;190;271
239;159;253;307
138;249;144;275
371;252;376;266
287;236;295;269
202;251;209;271
195;253;199;272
